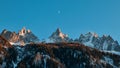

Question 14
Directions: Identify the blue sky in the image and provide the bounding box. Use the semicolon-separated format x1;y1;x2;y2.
0;0;120;42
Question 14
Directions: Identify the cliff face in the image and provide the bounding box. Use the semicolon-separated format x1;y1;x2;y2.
1;29;19;43
0;35;11;47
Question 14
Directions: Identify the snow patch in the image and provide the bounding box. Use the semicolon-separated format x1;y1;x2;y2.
103;50;120;56
103;41;108;50
104;57;113;65
83;42;94;47
12;61;17;68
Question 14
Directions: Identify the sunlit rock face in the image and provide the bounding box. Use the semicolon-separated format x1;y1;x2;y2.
0;35;11;48
1;27;39;45
1;29;19;43
49;28;70;43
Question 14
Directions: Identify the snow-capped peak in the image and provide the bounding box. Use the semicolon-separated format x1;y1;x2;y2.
79;32;98;42
50;28;68;39
85;32;98;38
49;28;69;42
54;28;68;39
77;32;120;52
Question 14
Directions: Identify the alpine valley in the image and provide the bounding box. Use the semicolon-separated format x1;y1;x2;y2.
0;27;120;68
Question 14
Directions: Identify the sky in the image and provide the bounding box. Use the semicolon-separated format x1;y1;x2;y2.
0;0;120;42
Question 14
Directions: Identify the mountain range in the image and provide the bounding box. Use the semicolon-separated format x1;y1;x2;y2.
1;27;119;52
49;28;120;51
1;27;39;45
0;27;120;68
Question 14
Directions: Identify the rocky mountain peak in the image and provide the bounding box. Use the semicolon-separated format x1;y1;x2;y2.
77;32;120;51
56;28;61;34
102;35;114;42
18;27;31;36
1;29;8;34
51;28;68;38
85;32;98;38
1;29;12;35
1;27;39;45
49;28;69;42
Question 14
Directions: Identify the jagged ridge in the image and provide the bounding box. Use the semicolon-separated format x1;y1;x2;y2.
1;27;39;45
1;27;120;52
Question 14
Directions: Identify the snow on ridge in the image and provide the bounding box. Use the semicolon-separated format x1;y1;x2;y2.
102;50;120;55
